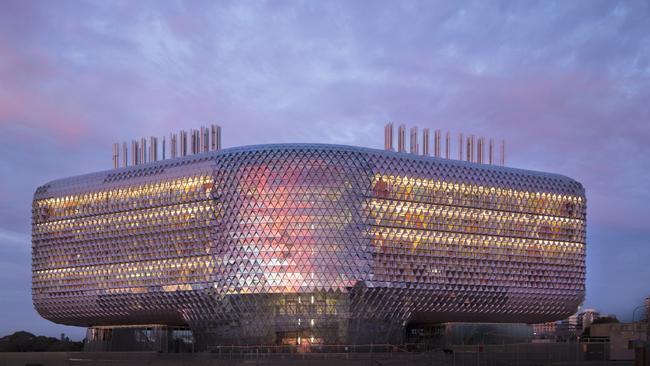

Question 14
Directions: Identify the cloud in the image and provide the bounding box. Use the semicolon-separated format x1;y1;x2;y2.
0;0;648;334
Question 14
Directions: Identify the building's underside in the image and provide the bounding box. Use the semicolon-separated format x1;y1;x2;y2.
32;144;586;349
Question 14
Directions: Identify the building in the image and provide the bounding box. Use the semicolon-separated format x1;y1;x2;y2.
590;322;647;361
578;309;601;335
532;321;558;339
532;311;607;341
32;126;587;350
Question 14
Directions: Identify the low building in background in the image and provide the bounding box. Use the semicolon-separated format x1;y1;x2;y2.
578;309;601;334
570;314;580;334
532;321;558;340
590;322;647;361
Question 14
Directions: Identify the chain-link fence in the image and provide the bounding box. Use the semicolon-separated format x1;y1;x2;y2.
1;341;639;366
196;341;621;365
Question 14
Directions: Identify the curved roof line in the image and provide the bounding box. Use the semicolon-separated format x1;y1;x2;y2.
37;143;584;196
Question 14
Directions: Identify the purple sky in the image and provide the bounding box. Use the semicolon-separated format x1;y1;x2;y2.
0;0;648;340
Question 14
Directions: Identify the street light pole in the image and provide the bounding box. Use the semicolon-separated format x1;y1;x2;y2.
632;305;646;345
633;305;646;324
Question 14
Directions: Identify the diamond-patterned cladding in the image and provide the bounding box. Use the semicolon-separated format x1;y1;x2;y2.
32;144;586;346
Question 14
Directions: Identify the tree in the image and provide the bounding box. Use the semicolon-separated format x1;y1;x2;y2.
0;331;84;352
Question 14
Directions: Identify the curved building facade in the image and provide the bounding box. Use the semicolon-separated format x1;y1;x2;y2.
32;144;586;346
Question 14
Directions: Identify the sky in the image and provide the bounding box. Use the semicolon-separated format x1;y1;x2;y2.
0;0;648;340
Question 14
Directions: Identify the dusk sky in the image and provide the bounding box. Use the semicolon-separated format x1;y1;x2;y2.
0;0;648;340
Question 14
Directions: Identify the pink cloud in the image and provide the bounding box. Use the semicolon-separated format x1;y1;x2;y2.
0;35;90;143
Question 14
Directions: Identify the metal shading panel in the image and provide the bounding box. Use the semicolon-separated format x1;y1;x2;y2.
363;153;586;328
31;143;586;347
182;147;374;346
